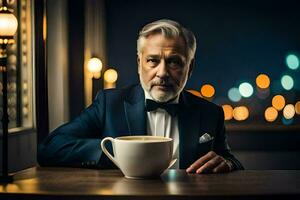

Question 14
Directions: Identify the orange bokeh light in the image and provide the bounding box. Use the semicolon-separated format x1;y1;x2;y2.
295;101;300;115
256;74;270;89
264;107;278;122
222;105;233;120
233;106;249;121
272;95;285;111
200;84;215;98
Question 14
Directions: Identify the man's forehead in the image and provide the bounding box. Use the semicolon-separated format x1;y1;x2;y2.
141;34;187;56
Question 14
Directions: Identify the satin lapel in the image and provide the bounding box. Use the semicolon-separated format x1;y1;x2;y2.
124;85;147;135
178;92;201;169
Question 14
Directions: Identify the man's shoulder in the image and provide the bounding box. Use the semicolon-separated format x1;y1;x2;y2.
182;90;222;112
95;84;143;102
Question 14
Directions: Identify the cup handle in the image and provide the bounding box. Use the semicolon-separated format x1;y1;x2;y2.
100;137;119;168
167;159;177;169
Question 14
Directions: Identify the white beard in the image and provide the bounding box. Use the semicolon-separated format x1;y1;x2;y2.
139;72;187;103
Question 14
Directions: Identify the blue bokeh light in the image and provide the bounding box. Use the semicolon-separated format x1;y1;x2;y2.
281;75;294;90
282;117;294;125
286;54;299;70
228;88;241;102
239;82;254;98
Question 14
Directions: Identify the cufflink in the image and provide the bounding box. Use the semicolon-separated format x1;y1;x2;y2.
199;133;214;143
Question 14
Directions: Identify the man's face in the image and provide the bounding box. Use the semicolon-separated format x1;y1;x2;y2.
138;34;193;102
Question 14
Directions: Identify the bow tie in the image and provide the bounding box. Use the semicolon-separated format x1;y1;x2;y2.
145;99;179;116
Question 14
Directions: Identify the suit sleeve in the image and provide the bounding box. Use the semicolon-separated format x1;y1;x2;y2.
37;91;106;168
213;107;244;170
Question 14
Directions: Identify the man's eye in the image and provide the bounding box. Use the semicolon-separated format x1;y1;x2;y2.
147;59;159;64
167;58;184;68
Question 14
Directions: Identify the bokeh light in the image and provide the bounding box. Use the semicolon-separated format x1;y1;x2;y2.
272;95;286;111
264;107;278;122
87;57;102;73
233;106;249;121
281;75;294;90
104;69;118;83
187;90;202;98
239;82;254;98
295;101;300;115
222;104;233;120
286;54;299;70
283;104;295;119
228;87;241;102
282;117;294;125
200;84;215;98
256;74;270;89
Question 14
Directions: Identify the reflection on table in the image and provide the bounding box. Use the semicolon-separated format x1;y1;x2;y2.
0;167;300;200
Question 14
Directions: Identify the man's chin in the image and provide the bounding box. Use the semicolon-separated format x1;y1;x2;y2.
150;90;176;102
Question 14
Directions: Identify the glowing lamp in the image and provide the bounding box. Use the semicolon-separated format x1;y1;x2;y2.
0;4;18;183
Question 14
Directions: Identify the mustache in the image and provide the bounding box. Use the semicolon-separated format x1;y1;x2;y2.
151;79;174;87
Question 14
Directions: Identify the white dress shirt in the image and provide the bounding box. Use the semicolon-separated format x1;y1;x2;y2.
144;91;180;169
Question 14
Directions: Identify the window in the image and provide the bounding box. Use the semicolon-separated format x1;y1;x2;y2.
0;0;34;131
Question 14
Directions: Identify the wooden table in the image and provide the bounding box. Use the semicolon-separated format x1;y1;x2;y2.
0;167;300;200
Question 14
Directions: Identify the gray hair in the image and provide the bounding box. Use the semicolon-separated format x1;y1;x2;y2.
137;19;197;62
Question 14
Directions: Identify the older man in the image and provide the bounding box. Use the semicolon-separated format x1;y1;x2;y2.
38;19;243;173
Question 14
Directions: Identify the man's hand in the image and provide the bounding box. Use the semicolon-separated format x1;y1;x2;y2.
186;151;233;174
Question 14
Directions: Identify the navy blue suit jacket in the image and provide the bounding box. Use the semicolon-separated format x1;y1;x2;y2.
38;84;243;170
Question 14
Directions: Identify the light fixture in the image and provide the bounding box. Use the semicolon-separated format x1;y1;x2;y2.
87;57;102;79
0;2;18;183
104;68;118;89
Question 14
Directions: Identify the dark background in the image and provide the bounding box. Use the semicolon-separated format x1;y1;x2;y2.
106;0;300;95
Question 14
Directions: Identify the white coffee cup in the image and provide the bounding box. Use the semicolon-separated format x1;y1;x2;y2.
100;135;176;179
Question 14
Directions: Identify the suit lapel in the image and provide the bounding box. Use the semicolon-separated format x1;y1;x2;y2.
178;91;201;169
124;85;147;135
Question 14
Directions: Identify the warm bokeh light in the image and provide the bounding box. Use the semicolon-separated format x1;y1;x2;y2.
87;57;103;73
104;69;118;83
228;87;241;102
0;7;18;37
295;101;300;115
256;74;270;89
233;106;249;121
200;84;215;98
239;82;253;98
283;104;295;119
43;11;47;41
187;90;202;98
264;107;278;122
0;184;19;192
272;95;285;111
281;75;294;90
286;54;299;70
222;104;233;120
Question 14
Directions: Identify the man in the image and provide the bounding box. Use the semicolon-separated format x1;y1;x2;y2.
38;19;243;173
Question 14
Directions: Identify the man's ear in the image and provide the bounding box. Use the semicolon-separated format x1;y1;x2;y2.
137;55;141;74
188;58;195;78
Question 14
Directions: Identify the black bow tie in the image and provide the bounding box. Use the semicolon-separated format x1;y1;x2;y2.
145;99;179;116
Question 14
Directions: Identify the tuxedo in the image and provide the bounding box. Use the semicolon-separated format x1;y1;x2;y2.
38;84;243;170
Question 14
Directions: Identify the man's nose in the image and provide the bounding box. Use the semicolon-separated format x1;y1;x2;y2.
156;60;169;78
